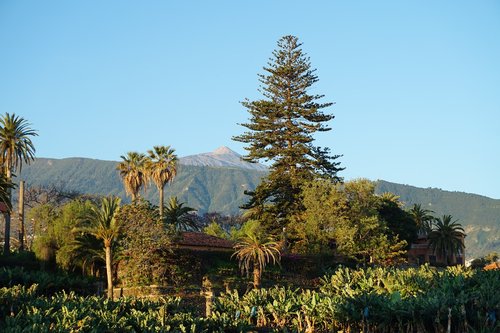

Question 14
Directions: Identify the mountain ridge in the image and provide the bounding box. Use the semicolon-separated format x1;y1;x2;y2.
13;149;500;258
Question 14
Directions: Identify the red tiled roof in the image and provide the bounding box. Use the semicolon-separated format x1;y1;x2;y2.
177;232;234;249
484;262;500;271
0;202;8;213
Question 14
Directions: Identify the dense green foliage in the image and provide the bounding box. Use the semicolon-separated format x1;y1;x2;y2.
2;266;497;332
233;35;342;232
30;199;99;272
289;179;410;261
0;284;247;332
117;201;175;286
0;267;96;296
212;266;500;333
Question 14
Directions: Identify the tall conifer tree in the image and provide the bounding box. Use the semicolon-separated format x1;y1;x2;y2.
233;35;342;231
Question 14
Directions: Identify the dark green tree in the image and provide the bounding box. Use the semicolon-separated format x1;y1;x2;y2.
163;196;198;231
428;214;465;266
377;193;418;247
116;200;173;286
409;203;434;236
233;35;342;231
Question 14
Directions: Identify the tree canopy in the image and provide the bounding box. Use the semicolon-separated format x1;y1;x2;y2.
233;35;342;232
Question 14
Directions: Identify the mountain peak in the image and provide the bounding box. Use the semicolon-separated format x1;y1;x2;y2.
212;146;238;155
179;146;267;171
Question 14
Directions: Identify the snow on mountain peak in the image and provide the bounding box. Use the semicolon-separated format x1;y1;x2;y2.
180;146;267;171
212;146;238;155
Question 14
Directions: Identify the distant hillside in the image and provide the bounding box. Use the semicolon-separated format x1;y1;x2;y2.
376;180;500;259
13;150;499;258
17;155;267;215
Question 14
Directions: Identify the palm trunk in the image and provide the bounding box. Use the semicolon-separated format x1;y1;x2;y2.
18;180;25;251
253;266;261;289
105;244;113;299
3;168;12;256
159;186;164;219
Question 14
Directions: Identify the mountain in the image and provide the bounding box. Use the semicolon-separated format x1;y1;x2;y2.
17;148;268;215
181;146;268;171
13;149;499;258
375;180;500;259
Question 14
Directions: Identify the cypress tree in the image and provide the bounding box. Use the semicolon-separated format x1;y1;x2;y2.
233;35;343;231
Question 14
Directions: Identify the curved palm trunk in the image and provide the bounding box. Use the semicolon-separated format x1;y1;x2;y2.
105;244;113;299
159;186;164;219
253;266;261;289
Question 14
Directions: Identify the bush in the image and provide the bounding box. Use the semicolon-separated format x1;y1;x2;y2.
0;267;97;295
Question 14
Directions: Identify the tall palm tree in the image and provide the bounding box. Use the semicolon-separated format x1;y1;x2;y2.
0;113;37;255
428;214;465;266
163;196;198;231
145;146;177;219
79;197;121;299
117;152;147;202
233;226;281;289
409;203;434;236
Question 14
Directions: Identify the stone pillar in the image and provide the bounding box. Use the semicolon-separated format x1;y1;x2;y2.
201;275;214;317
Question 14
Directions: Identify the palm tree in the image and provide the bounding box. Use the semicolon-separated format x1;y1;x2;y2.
379;192;402;206
0;173;14;210
428;214;465;266
163;196;198;231
409;204;434;236
117;152;147;202
0;113;37;255
233;225;281;289
145;146;177;219
79;197;121;299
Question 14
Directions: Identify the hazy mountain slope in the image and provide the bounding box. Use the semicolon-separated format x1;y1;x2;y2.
18;157;266;215
376;180;500;259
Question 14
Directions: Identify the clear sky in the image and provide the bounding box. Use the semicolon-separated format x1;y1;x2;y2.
1;1;499;199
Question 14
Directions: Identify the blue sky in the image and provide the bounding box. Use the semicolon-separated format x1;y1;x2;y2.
1;1;499;199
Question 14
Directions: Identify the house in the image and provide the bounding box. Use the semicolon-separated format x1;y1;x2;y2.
407;233;465;266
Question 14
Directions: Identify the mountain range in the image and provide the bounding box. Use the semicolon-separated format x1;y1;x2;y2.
14;146;499;259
